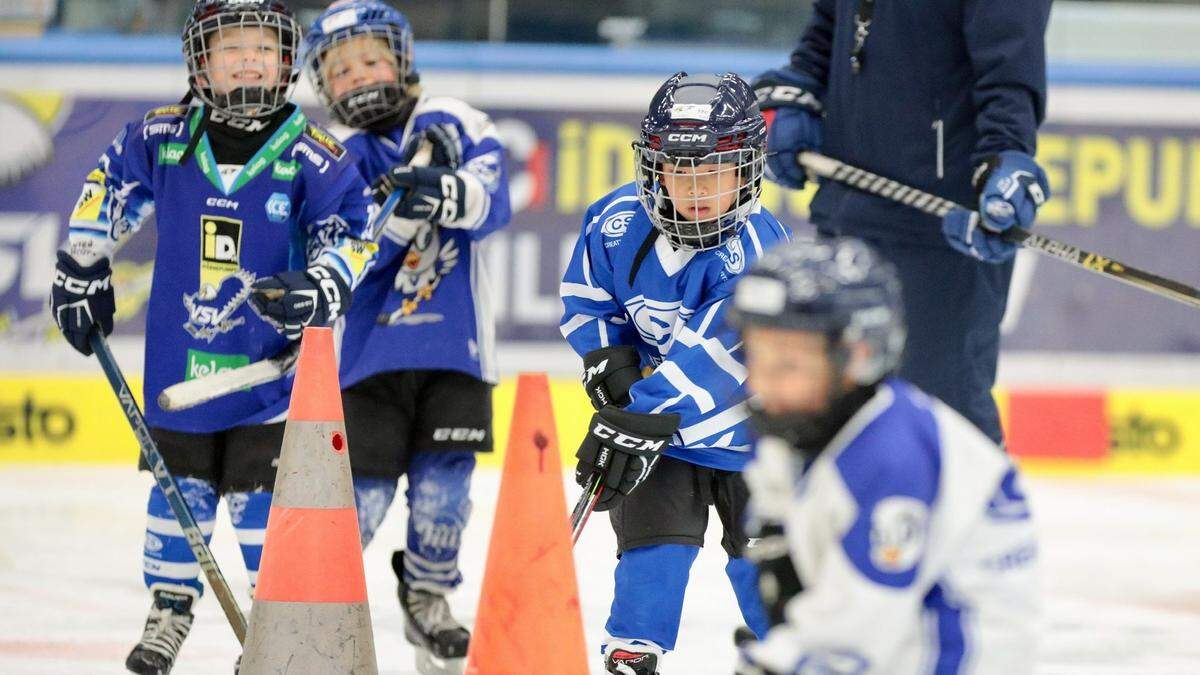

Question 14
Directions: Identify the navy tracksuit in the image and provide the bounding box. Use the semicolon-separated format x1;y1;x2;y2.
777;0;1052;442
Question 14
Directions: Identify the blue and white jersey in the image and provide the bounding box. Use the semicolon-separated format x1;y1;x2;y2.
745;379;1039;674
560;183;792;471
336;95;510;386
67;103;375;433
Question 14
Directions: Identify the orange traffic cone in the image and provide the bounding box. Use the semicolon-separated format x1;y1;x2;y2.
465;372;589;675
240;327;378;675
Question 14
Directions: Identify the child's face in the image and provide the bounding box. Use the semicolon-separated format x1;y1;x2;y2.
743;326;837;418
201;25;283;95
321;34;401;99
660;160;744;222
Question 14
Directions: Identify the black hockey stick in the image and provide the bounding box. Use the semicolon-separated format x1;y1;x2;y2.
90;332;248;643
797;151;1200;310
569;473;604;546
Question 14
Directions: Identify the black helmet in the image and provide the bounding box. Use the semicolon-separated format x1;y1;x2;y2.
634;72;766;251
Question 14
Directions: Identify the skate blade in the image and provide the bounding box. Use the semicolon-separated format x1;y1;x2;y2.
414;647;465;675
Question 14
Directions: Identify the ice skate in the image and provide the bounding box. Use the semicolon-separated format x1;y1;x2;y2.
394;551;470;675
604;638;662;675
124;585;197;675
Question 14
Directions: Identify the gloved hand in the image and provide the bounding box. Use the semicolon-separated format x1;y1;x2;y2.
734;650;784;675
575;406;680;511
373;165;467;227
751;69;824;190
942;150;1049;263
404;122;463;170
581;345;643;410
747;522;804;628
50;250;115;356
249;265;351;340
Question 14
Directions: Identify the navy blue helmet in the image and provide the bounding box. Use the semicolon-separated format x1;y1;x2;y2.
728;235;906;385
183;0;301;119
634;72;767;251
304;0;419;130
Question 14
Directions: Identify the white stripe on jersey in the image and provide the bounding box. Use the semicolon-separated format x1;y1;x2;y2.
659;361;716;413
678;403;751;446
561;282;614;302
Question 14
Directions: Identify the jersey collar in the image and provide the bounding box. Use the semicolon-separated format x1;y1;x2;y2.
188;105;308;196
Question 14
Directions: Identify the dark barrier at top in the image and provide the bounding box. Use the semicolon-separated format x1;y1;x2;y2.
1;94;1198;354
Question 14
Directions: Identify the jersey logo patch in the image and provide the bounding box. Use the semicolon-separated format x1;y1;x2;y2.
601;212;631;238
182;269;255;342
868;496;928;574
303;124;347;160
265;192;292;223
718;236;745;276
624;295;682;356
199;215;242;299
272;159;300;181
377;222;460;326
143;104;188;122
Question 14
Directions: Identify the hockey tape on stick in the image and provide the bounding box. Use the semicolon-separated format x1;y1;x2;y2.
157;141;437;412
91;332;249;643
797;152;1200;310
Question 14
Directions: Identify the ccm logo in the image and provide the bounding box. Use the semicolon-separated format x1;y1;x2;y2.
53;270;110;295
306;266;342;316
433;427;487;442
592;422;665;453
583;358;609;386
666;132;708;143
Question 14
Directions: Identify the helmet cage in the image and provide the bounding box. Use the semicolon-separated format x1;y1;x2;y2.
306;15;414;129
183;1;300;119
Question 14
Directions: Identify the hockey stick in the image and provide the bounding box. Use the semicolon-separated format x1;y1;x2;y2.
90;332;248;643
569;473;604;546
158;141;435;412
797;151;1200;310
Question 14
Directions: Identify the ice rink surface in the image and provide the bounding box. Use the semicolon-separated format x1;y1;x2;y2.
1;466;1199;674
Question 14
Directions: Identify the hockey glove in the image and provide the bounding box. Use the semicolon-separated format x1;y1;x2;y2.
746;522;804;628
374;165;467;227
249;265;351;341
942;150;1050;264
575;406;681;512
404;122;463;170
581;345;643;410
752;69;823;190
50;250;115;356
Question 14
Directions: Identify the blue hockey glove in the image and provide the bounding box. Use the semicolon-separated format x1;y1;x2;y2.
575;406;680;511
249;265;351;341
373;165;467;227
50;250;115;356
751;69;823;190
942;150;1049;264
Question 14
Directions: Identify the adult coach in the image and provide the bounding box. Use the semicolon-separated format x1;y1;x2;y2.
752;0;1052;443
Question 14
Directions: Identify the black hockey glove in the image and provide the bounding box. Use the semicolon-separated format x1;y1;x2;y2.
50;250;115;356
581;345;643;410
575;406;680;512
373;165;467;226
404;122;463;170
746;522;804;628
249;265;351;341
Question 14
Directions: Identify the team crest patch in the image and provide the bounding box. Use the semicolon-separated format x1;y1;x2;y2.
303;123;347;160
182;269;256;342
868;496;928;573
719;237;745;276
377;222;459;326
601;212;631;238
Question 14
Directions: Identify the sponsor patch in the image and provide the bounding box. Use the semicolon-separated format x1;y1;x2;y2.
303;123;347;160
265;192;292;223
272;159;300;181
70;179;106;222
143;104;188;122
185;349;250;382
158;142;187;166
199;215;242;301
670;103;713;120
601;212;631;237
868;496;928;573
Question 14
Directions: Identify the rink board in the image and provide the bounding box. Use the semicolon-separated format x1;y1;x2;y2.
1;374;1198;475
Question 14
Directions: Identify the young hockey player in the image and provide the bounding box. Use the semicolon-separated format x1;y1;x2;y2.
560;71;790;674
728;237;1039;674
303;2;510;673
48;2;376;672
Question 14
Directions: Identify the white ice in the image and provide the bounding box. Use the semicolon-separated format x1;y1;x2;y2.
1;466;1199;674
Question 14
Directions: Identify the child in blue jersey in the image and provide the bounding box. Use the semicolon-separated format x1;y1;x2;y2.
48;2;376;673
728;237;1038;675
560;72;791;674
303;3;510;672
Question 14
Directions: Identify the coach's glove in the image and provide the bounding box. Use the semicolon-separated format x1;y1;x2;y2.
752;69;823;190
575;406;680;512
942;150;1050;264
50;250;115;356
250;265;351;340
581;346;643;410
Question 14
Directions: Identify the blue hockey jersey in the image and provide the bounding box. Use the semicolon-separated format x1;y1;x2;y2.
743;378;1039;674
336;96;511;387
560;183;792;471
67;103;376;433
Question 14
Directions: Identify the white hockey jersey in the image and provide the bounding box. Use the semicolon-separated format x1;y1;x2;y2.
744;378;1039;674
